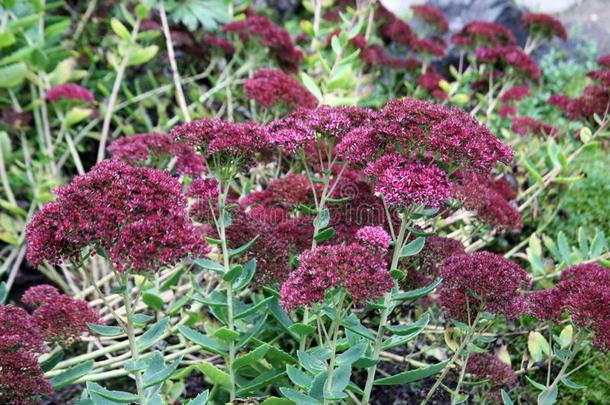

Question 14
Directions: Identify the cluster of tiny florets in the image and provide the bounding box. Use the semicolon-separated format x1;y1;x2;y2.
46;83;94;104
355;226;392;251
411;5;449;34
500;85;531;102
451;21;517;48
24;285;101;346
244;68;318;110
187;178;219;200
438;252;531;321
475;46;541;81
26;160;208;272
223;12;303;72
512;116;558;137
528;263;610;351
522;12;568;41
418;69;447;100
280;239;392;310
467;353;517;399
108;132;206;176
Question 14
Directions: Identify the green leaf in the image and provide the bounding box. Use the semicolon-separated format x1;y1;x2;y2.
558;325;573;349
579;127;592;143
328;364;350;397
237;369;286;396
525;375;547;391
194;258;224;273
86;382;139;403
287;365;313;390
524;159;543;183
557;231;571;265
234;296;272;320
374;360;449;385
0;62;28;88
212;327;240;342
501;389;513;405
300;72;322;102
289;323;317;338
88;323;122;337
313;207;330;228
41;349;64;372
65;107;92;127
229;235;259;258
561;377;585;390
232;258;257;290
233;344;270;370
342;314;375;341
50;360;94;388
392;279;442;302
177;325;228;355
298;350;327;374
133;313;154;327
223;264;243;282
196;361;231;388
314;227;335;242
399;237;426;258
0;281;7;305
336;343;367;366
260;398;293;405
185;390;209;405
538;385;558;405
143;290;164;311
281;387;321;405
110;18;132;42
0;32;16;49
127;45;159;66
137;317;170;350
143;356;183;387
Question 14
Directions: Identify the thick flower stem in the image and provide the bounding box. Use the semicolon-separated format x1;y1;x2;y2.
218;182;237;401
361;214;409;404
324;292;345;405
121;276;146;405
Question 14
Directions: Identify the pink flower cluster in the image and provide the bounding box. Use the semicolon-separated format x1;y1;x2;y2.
365;153;452;208
411;4;449;34
598;54;610;69
466;354;517;399
587;70;610;87
452;171;522;231
26;160;208;272
512;116;558;137
418;69;447;100
46;83;94;104
223;11;303;72
280;234;393;310
475;46;541;81
23;285;101;346
528;263;610;351
350;35;422;71
108;132;206;176
522;12;568;41
500;85;531;102
187;178;219;200
549;85;610;120
438;252;531;321
451;21;517;48
356;226;392;250
401;236;465;290
244;68;318;110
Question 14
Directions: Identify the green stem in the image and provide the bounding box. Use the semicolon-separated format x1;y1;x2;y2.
218;181;237;401
324;292;346;405
121;274;146;405
361;213;409;404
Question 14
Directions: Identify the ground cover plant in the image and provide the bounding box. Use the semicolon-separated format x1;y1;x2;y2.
0;0;609;404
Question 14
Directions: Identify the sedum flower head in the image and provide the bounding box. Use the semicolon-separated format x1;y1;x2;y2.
356;226;392;251
26;160;208;273
438;252;531;321
467;353;517;399
522;12;568;41
244;68;318;110
46;83;94;104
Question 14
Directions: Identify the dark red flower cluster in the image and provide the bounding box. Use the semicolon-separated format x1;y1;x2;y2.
401;236;466;290
587;70;610;87
350;35;422;71
26;160;208;272
280;236;392;310
356;226;392;250
522;12;568;41
244;68;318;110
365;152;452;209
548;85;610;120
0;305;51;404
475;46;541;81
466;353;517;399
187;177;219;200
410;36;447;57
202;33;236;55
411;5;449;34
108;132;206;176
451;21;517;48
171;118;269;165
418;69;447;100
438;252;531;321
512;116;558;137
499;104;518;117
452;171;522;231
241;173;316;209
23;285;101;346
223;12;303;72
528;263;610;351
598;54;610;69
46;83;94;104
500;85;531;102
376;6;415;46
